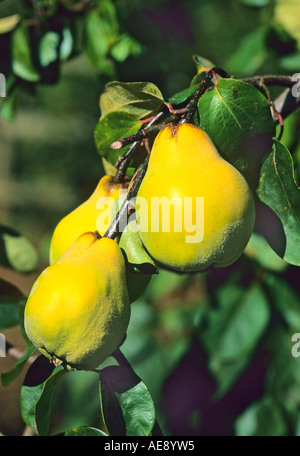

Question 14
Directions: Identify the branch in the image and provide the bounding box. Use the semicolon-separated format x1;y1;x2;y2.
240;74;296;88
103;154;150;240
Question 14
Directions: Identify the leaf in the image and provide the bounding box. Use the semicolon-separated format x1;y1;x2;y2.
226;27;268;76
244;232;288;272
110;34;142;63
111;194;157;274
217;284;269;361
274;0;300;44
99;365;156;436
0;14;20;34
64;426;108;436
0;297;20;331
256;140;300;266
99;81;164;119
235;396;288;436
94;111;141;166
266;327;300;415
21;362;66;435
197;78;275;168
82;1;119;75
59;27;73;61
0;225;38;272
191;55;215;85
39;31;60;68
200;281;270;395
35;365;66;435
1;344;37;387
11;22;40;82
264;273;300;331
0;0;23;18
167;84;199;106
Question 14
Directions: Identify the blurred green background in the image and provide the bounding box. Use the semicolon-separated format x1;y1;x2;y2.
1;0;300;437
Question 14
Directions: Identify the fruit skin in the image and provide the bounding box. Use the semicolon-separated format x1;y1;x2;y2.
25;232;130;370
49;175;128;265
136;123;256;272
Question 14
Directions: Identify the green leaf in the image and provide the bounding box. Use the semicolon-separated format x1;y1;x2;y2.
120;222;158;274
191;55;215;85
64;426;108;436
0;297;20;331
197;78;275;166
235;396;288;436
200;281;270;395
94;111;141;166
35;365;66;435
0;0;23;19
21;362;66;435
266;327;300;415
244;232;288;272
168;84;199;106
99;81;164;119
226;27;268;76
59;27;73;61
218;284;269;360
1;344;37;387
39;31;60;67
99;365;156;436
11;22;40;82
264;273;300;331
115;380;156;437
110;34;142;63
257;140;300;266
83;0;119;75
0;225;38;273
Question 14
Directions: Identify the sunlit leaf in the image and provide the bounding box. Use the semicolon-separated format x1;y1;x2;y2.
99;81;164;119
94;111;141;166
12;22;40;82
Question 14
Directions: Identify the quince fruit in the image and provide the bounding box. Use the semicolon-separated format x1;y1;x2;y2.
24;232;130;370
136;123;256;272
49;175;128;265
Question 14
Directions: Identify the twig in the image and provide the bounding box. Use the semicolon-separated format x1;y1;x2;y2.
240;74;295;88
103;155;150;240
114;111;165;183
111;113;177;151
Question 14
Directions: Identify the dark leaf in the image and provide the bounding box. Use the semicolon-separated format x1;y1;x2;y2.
197;78;275;169
257;140;300;265
64;426;108;436
0;225;38;272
